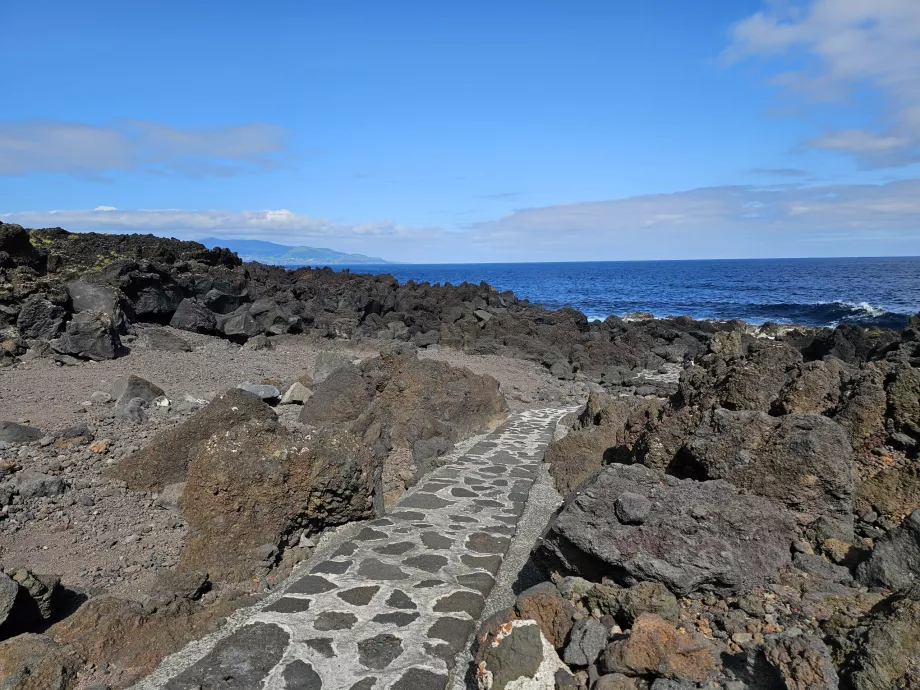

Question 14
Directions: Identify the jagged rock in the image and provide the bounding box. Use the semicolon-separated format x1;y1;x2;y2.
0;421;43;444
11;570;60;620
14;474;66;499
109;388;276;491
680;409;854;537
562;618;608;667
66;280;127;333
776;358;851;416
759;631;839;690
280;382;312;405
0;573;18;629
0;633;77;690
886;364;920;445
856;464;920;521
112;375;164;406
16;296;65;340
619;581;679;625
0;224;44;269
844;584;920;690
856;508;920;590
169;298;217;334
220;309;261;343
115;397;148;425
513;583;576;651
535;463;796;595
475;619;570;690
53;311;123;360
600;613;719;683
299;362;374;426
178;418;380;582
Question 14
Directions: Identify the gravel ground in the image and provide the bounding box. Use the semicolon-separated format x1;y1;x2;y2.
0;328;582;601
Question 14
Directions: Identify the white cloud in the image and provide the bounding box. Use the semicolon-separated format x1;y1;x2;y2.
4;180;919;261
725;0;920;167
0;119;287;177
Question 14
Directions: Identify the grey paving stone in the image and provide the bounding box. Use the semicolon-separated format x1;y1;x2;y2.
283;660;323;690
287;575;338;595
385;589;417;609
264;597;312;613
337;585;380;606
357;633;403;670
357;558;410;580
314;611;359;631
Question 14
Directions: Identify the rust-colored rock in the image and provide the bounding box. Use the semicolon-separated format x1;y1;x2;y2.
600;613;719;683
178;418;380;582
108;388;276;491
513;583;576;651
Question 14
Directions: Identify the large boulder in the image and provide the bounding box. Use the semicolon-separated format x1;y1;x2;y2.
66;280;128;333
16;296;66;341
108;388;276;491
178;418;380;582
534;463;797;595
364;352;507;445
680;409;854;535
52;311;123;360
169;298;217;334
856;508;920;591
885;364;920;446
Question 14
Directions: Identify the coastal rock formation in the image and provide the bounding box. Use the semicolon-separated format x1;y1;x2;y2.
680;409;855;537
535;463;797;595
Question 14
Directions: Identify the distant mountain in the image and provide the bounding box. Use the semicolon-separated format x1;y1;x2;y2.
199;237;393;265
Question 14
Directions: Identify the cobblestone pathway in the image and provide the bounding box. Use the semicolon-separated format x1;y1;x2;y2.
140;407;572;690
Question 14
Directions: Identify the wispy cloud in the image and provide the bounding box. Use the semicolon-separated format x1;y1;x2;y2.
0;119;288;178
465;179;920;259
725;0;920;168
1;207;441;244
749;167;809;177
478;192;526;200
4;179;920;261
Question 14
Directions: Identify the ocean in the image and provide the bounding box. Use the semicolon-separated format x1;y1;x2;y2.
285;256;920;330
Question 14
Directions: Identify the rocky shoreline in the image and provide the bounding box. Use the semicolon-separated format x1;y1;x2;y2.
0;223;918;689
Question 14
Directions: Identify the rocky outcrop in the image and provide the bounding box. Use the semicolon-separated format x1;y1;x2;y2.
535;463;797;595
680;409;855;537
545;395;661;497
108;388;276;491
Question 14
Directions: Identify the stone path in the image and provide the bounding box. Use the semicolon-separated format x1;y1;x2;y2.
141;407;573;690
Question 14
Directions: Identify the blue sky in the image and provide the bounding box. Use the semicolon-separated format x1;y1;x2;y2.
3;0;920;262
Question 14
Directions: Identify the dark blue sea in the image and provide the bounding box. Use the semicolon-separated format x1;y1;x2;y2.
287;257;920;330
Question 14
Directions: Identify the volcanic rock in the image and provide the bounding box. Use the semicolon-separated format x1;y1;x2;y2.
108;388;276;491
534;463;796;595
